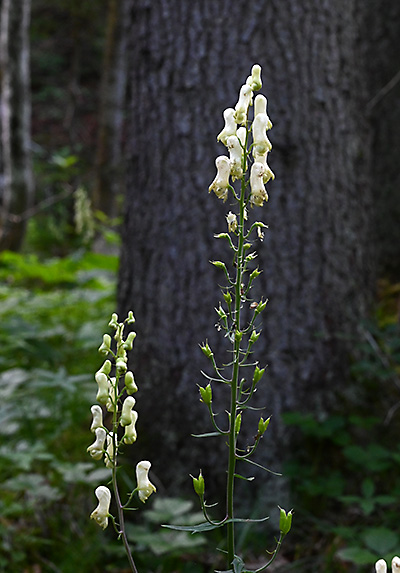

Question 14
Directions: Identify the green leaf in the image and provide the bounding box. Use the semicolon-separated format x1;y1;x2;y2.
191;432;223;438
163;516;269;534
362;527;398;555
337;546;377;565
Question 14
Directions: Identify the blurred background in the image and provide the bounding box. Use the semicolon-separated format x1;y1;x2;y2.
1;1;400;571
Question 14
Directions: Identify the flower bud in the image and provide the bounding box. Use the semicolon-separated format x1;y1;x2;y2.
90;486;111;529
123;410;138;444
217;108;236;146
249;268;261;281
258;416;270;435
123;331;137;350
125;370;138;394
87;427;107;460
255;300;268;314
136;461;156;502
209;156;231;202
249;329;261;344
200;341;213;358
192;471;205;497
126;311;136;324
223;291;232;306
278;507;293;535
108;313;119;329
95;372;109;405
199;384;212;405
235;413;242;436
98;359;112;376
120;396;136;426
235;330;243;342
90;405;103;433
253;365;265;384
116;357;127;374
98;334;112;355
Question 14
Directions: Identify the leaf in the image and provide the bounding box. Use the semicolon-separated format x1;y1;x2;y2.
337;546;377;565
163;516;269;534
234;473;255;481
191;432;223;438
362;527;398;555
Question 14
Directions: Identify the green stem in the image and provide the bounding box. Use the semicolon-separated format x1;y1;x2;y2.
226;174;247;568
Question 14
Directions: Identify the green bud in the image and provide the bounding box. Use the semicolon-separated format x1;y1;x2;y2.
243;243;252;251
235;330;243;342
253;366;265;384
126;311;136;324
98;334;112;355
199;384;212;405
278;507;293;535
258;416;270;435
123;331;137;350
200;341;213;359
249;268;261;281
125;371;138;394
99;359;112;376
223;291;232;305
249;330;260;344
108;313;119;329
211;260;226;270
235;413;242;436
214;233;230;240
192;471;205;497
254;299;268;314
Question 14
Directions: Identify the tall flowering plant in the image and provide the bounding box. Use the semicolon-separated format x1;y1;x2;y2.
166;64;292;572
87;312;156;573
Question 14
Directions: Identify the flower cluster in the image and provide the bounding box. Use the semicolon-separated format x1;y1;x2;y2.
209;64;274;208
87;312;156;530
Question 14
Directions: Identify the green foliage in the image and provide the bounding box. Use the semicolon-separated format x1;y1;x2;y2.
0;250;118;570
282;306;400;572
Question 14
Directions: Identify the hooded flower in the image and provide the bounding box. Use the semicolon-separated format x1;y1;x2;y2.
252;113;272;156
226;135;243;181
209;156;231;202
123;410;138;444
250;162;269;207
90;486;111;529
120;396;136;426
393;557;400;572
90;405;103;433
87;427;107;460
234;84;253;125
246;64;262;91
217;108;236;146
253;151;275;184
95;371;109;405
375;560;387;573
136;460;156;502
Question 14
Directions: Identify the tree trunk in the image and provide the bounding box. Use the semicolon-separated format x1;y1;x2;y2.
0;0;34;251
118;0;373;500
92;0;133;222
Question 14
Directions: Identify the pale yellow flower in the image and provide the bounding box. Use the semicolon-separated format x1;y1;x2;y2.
250;162;269;207
209;156;231;202
136;460;156;502
226;135;243;181
234;84;253;125
217;108;236;146
123;410;138;444
87;427;107;460
120;396;136;426
252;113;272;156
90;486;111;530
90;405;103;433
246;64;262;91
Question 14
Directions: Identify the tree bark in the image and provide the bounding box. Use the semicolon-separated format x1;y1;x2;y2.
0;0;34;251
118;0;374;500
92;0;133;221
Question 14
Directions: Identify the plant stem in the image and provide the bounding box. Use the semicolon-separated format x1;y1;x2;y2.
226;176;247;567
112;467;138;573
